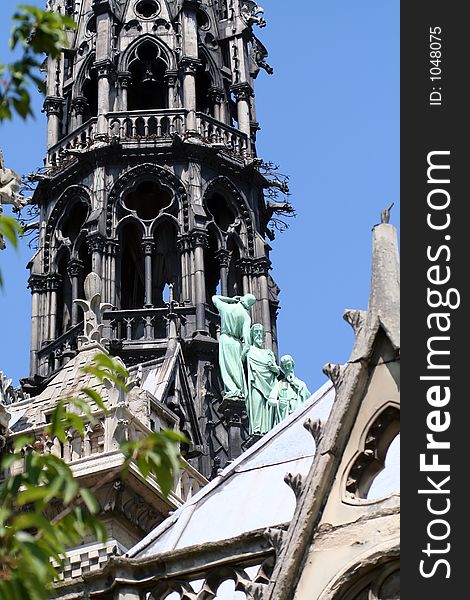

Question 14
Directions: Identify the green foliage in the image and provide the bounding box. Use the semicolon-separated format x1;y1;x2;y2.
0;5;76;121
0;353;186;598
0;215;23;250
0;215;23;288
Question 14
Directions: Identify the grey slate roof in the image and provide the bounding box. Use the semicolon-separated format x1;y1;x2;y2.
128;381;336;559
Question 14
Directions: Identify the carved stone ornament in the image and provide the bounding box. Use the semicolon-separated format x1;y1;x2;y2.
71;96;89;116
284;472;305;501
343;308;366;336
345;406;400;498
303;417;323;445
264;527;286;557
251;35;273;75
240;1;267;28
179;57;202;75
0;149;29;211
74;272;113;347
322;362;344;388
42;96;65;117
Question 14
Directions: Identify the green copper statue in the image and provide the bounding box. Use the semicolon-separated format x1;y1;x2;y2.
212;294;256;399
268;355;311;426
246;323;280;435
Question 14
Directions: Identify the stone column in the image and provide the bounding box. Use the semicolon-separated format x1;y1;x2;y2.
219;398;246;462
47;274;62;341
177;234;192;303
107;241;119;306
165;70;178;109
180;0;200;131
117;71;131;112
67;259;84;326
142;239;155;308
180;58;201;132
209;87;224;121
43;97;65;149
70;96;88;131
215;249;230;296
94;60;113;136
87;234;106;279
231;82;253;142
28;275;46;376
238;258;252;297
253;257;273;349
190;230;209;334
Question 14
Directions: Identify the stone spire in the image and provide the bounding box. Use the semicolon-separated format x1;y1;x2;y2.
24;0;282;476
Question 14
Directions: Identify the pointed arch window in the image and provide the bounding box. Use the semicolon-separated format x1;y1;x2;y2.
196;53;214;115
153;221;180;307
81;64;98;121
128;42;169;111
118;222;145;309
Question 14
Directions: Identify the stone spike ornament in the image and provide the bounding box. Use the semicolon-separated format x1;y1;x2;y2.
343;309;367;336
284;472;305;501
74;273;113;348
303;418;323;445
264;527;286;557
322;362;344;389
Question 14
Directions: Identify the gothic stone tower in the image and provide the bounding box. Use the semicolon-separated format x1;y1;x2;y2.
26;0;280;479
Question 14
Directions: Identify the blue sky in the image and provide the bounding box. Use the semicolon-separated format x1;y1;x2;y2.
0;1;399;389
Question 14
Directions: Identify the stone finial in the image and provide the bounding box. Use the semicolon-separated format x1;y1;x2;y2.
380;202;394;224
74;272;113;348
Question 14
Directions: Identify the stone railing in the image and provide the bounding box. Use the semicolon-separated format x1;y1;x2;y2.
174;460;206;502
37;322;83;377
107;108;187;140
105;305;220;344
8;405;205;505
45;109;249;171
197;112;249;156
105;308;169;342
47;119;97;167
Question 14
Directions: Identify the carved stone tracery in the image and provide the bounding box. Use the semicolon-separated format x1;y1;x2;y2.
345;406;400;498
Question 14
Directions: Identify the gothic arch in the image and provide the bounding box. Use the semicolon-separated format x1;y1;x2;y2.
107;164;188;237
115;214;146;238
73;52;98;120
118;33;176;72
45;186;92;272
343;403;400;501
149;213;180;237
318;541;399;600
203;176;255;255
73;52;95;96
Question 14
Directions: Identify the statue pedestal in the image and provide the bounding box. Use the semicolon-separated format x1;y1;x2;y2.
219;396;247;461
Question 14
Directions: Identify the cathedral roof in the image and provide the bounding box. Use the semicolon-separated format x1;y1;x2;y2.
128;381;336;559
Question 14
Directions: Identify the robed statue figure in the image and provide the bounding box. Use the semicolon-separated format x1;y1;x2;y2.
212;294;257;399
246;323;280;435
268;355;311;426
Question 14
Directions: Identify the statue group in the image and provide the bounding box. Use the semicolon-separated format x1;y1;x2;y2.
212;294;310;436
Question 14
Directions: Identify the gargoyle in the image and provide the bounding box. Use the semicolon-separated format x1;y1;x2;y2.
0;150;29;210
241;1;267;28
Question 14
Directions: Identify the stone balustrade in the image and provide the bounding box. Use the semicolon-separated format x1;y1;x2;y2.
7;404;206;505
107;108;187;139
197;112;249;156
37;321;83;377
45;110;250;170
47;119;97;167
